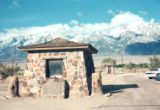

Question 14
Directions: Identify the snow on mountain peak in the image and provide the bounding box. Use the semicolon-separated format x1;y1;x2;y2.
0;11;160;57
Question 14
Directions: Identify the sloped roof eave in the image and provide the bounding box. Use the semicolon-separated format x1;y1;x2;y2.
18;45;98;54
18;37;98;54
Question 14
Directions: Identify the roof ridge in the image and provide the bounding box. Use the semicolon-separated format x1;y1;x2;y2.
18;37;98;54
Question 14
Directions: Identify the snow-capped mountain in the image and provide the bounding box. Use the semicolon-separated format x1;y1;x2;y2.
0;33;60;59
0;20;160;59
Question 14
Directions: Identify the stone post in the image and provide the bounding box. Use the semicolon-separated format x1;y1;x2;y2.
91;73;103;96
8;77;19;97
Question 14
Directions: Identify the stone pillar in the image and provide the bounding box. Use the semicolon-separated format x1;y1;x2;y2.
8;77;19;97
91;73;103;96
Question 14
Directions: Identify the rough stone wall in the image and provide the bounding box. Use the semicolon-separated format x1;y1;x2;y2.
21;51;90;98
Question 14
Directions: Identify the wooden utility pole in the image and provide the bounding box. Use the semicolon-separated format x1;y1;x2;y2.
121;51;124;70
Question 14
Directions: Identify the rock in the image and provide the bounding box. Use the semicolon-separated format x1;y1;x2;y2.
104;92;112;97
8;77;19;97
0;96;9;99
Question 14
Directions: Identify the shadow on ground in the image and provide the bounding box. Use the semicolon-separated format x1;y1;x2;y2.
102;84;139;94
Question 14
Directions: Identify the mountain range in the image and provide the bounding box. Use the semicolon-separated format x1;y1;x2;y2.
0;21;160;60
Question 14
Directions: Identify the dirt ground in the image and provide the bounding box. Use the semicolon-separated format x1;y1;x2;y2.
1;72;160;110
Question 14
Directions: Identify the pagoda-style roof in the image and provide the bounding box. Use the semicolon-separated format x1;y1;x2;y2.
18;37;98;54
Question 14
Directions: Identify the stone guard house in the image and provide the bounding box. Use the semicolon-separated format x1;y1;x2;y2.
103;63;114;74
18;37;98;98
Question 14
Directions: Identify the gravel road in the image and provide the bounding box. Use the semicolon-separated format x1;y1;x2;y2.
95;73;160;110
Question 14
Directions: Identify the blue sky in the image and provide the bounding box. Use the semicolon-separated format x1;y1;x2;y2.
0;0;160;31
0;0;160;41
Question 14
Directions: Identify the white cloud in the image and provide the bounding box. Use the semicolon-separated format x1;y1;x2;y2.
0;11;159;41
111;12;144;26
77;12;83;17
150;18;155;23
139;10;148;15
70;20;79;25
106;9;115;16
9;0;20;9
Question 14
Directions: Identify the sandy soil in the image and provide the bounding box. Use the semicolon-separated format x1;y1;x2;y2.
1;72;160;110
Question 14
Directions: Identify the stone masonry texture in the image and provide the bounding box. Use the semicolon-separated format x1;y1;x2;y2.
21;50;94;98
91;73;103;96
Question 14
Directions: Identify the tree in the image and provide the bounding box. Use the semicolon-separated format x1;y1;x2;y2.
0;63;21;80
114;64;125;68
125;62;136;70
0;63;6;79
149;54;160;68
101;57;116;66
137;63;148;68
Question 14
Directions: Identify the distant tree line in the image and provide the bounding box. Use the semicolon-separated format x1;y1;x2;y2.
101;54;160;70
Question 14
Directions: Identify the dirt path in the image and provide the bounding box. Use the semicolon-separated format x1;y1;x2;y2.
1;73;160;110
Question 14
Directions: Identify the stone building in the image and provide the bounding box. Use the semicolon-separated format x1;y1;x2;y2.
18;37;98;98
103;63;114;74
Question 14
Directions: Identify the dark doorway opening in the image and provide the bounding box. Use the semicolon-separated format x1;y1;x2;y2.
108;66;111;74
